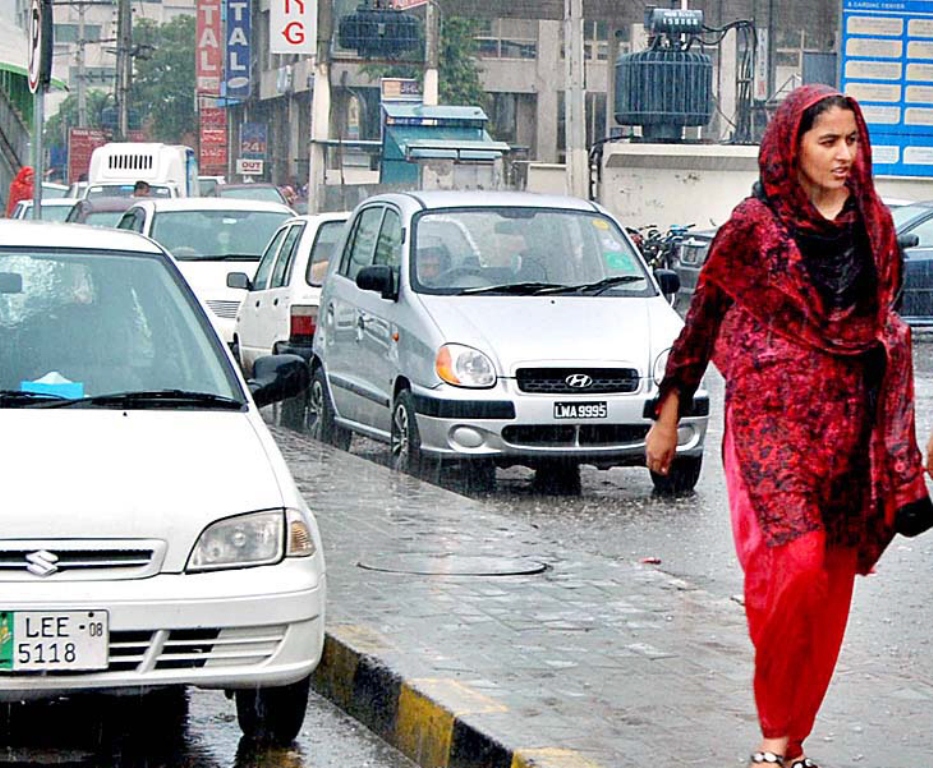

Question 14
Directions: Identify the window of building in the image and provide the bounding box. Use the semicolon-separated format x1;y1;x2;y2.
556;91;609;161
54;23;102;43
560;20;609;61
475;18;537;60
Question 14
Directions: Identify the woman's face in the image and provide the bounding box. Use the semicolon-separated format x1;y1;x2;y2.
796;105;858;202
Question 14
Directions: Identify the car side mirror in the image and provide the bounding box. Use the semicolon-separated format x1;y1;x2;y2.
897;233;919;250
248;354;310;408
356;264;398;300
227;271;251;290
654;268;680;295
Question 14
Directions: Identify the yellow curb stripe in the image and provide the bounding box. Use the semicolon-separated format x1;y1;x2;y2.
396;681;455;767
511;747;607;768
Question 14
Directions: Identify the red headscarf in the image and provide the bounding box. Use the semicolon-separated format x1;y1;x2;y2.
6;166;34;217
700;84;900;355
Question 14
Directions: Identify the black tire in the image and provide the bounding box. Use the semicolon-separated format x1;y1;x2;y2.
390;389;426;475
235;675;310;745
651;455;702;495
533;460;581;495
308;367;351;450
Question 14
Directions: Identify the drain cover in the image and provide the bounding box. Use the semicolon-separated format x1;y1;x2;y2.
357;553;548;576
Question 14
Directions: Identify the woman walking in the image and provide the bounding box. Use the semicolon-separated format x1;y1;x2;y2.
646;84;933;767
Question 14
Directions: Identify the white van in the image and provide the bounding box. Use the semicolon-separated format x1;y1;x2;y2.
88;142;199;198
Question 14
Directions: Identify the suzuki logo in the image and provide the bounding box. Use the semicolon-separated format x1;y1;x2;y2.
26;550;60;577
565;373;593;389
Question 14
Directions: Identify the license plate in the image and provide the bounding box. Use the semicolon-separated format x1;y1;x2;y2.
553;401;608;419
0;611;109;671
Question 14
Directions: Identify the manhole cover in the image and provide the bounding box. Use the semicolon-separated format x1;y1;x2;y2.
357;553;548;576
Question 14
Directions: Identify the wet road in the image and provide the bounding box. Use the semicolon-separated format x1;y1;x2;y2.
0;688;419;767
351;335;933;666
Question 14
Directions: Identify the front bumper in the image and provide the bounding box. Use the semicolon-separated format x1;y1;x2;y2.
411;382;709;469
0;560;325;700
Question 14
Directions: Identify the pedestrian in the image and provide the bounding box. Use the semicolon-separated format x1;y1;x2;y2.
6;166;34;218
132;180;151;197
645;84;933;768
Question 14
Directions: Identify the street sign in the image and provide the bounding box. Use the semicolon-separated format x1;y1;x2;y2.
225;0;251;99
236;158;264;175
270;0;316;55
27;0;53;94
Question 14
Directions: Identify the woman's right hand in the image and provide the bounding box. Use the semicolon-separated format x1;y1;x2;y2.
645;393;680;475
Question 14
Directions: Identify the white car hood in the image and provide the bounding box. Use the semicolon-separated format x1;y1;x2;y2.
0;410;282;540
417;294;684;373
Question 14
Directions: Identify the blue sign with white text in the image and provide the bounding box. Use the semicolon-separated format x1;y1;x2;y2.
841;0;933;176
225;0;250;100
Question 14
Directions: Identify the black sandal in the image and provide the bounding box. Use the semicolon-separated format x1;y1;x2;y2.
788;759;818;768
750;753;785;766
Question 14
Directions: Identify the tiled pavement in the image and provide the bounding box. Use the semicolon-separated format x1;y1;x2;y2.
271;426;933;768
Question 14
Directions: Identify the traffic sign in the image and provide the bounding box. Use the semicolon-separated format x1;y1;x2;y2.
27;0;53;94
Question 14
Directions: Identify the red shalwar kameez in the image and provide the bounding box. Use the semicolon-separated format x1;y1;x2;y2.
656;85;930;761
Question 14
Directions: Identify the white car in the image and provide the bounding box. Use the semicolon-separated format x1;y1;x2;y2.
0;220;325;744
229;213;349;419
10;197;79;221
116;198;295;344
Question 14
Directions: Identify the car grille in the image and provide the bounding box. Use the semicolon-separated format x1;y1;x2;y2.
1;625;288;675
902;259;933;321
515;367;640;394
205;299;241;319
502;424;650;447
0;542;163;580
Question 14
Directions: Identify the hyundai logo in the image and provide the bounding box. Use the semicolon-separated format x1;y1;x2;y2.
565;373;593;389
26;550;60;577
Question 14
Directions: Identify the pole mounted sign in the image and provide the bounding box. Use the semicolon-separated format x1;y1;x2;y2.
27;0;53;94
270;0;316;55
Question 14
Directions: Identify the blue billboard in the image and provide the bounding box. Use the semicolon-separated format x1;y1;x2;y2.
841;0;933;177
224;0;250;100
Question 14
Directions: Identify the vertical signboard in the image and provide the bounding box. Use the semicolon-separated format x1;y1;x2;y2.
226;0;251;99
270;0;316;54
841;0;933;176
196;0;222;95
199;104;228;173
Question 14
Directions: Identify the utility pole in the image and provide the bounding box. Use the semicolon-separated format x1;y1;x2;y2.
423;0;439;106
308;0;333;213
563;0;587;198
115;0;132;139
76;0;86;126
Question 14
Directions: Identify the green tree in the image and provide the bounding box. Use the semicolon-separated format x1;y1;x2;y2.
362;16;488;111
44;90;111;148
132;15;197;142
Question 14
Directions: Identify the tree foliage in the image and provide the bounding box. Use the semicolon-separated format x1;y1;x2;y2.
45;90;112;148
132;15;197;142
362;16;488;111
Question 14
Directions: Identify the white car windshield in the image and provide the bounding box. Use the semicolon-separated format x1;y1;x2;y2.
411;208;651;295
151;210;293;261
0;249;243;406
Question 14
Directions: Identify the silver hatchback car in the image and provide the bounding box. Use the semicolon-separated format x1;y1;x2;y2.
310;190;709;492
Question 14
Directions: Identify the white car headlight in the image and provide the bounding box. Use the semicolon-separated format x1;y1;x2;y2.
188;510;285;572
653;347;671;386
435;343;496;388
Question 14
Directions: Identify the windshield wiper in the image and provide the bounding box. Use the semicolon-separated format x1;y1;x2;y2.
40;389;245;410
538;275;647;296
460;281;567;295
0;389;69;407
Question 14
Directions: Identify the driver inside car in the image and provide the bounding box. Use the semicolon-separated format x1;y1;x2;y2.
417;244;451;287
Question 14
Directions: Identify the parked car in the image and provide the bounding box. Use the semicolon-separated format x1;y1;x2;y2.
10;198;79;222
116;198;295;344
65;196;136;228
670;227;717;314
217;183;292;208
309;190;709;492
228;212;349;428
0;219;324;744
41;182;70;199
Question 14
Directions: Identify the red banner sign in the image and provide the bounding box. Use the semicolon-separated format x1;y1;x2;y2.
200;106;228;172
197;0;222;94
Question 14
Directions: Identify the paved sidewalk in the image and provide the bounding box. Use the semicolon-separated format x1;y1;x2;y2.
271;426;933;768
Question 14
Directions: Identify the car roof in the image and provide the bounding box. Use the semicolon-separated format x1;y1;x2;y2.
75;196;138;212
282;212;350;226
371;189;606;213
127;197;295;213
0;219;167;254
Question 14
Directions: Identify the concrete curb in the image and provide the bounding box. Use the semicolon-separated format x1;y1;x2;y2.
312;625;606;768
